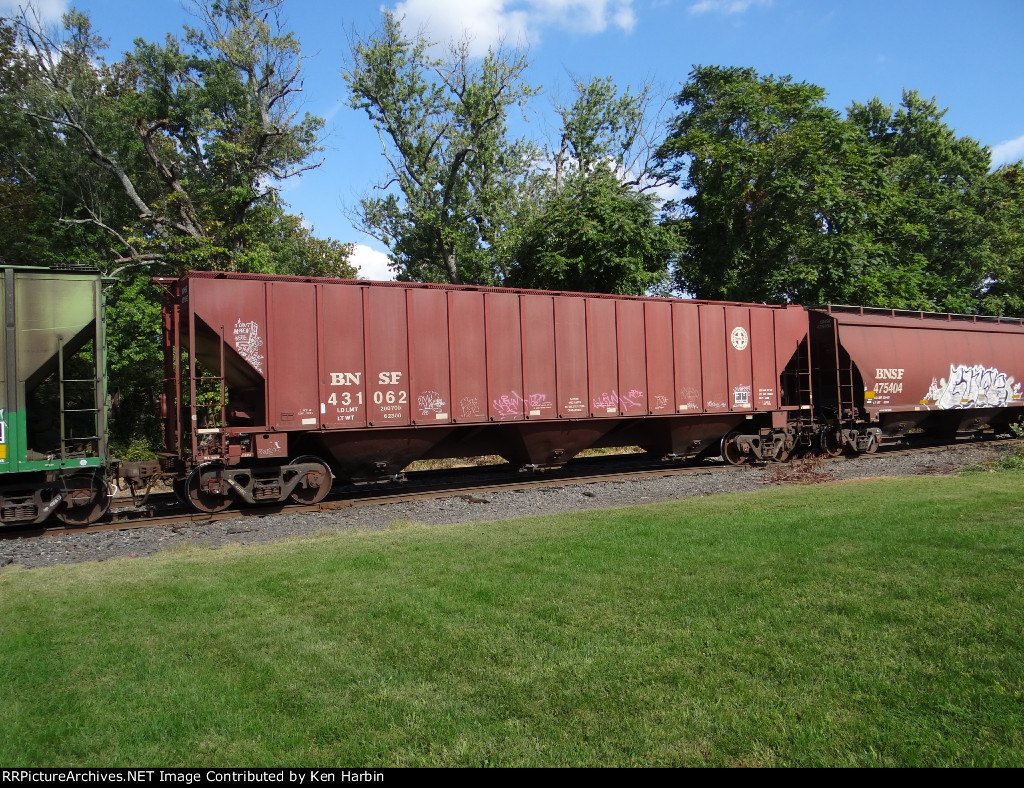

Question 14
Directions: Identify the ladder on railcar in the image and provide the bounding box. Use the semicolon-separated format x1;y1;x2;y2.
781;336;815;424
56;335;101;459
836;350;858;422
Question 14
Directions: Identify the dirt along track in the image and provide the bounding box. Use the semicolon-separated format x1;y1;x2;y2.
0;440;1016;570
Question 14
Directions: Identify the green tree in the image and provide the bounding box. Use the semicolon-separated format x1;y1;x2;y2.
847;91;1001;313
656;67;1018;312
509;166;677;294
975;163;1024;317
510;76;677;295
343;10;538;285
552;75;659;190
656;65;880;304
0;15;139;270
105;271;165;448
7;0;346;276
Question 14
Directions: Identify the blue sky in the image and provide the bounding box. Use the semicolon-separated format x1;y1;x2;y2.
5;0;1023;279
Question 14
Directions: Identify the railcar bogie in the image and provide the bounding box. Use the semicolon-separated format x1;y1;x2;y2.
720;424;803;465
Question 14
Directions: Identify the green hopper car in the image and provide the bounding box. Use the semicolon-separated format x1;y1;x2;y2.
0;266;111;525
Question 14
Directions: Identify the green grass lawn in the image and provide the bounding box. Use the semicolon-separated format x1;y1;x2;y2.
2;472;1022;767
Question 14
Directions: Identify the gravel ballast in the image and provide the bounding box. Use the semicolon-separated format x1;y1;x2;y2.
0;442;1012;570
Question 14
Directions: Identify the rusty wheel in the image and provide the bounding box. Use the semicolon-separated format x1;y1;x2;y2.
720;432;745;466
288;455;332;505
186;464;234;514
55;474;111;526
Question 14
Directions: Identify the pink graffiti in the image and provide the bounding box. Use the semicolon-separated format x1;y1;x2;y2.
526;392;551;409
592;389;644;411
492;392;524;419
492;391;552;418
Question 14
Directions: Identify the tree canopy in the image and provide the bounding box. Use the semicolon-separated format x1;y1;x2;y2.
655;65;1023;313
2;0;354;277
656;65;883;304
508;75;678;295
343;10;538;285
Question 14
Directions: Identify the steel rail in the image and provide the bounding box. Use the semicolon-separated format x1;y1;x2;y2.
2;438;1016;543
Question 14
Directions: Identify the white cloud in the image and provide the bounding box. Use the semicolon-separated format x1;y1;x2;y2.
991;134;1024;169
688;0;772;14
0;0;69;24
391;0;635;56
350;244;397;280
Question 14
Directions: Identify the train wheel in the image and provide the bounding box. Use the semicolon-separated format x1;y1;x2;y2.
864;433;879;454
185;465;234;514
820;429;843;457
55;474;111;526
720;432;745;465
288;455;333;505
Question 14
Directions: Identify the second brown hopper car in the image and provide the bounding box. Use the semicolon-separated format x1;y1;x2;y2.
809;305;1024;453
155;272;814;512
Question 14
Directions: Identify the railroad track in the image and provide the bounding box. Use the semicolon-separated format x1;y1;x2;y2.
2;437;1016;544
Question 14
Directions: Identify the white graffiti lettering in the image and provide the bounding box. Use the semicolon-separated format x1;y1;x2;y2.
460;397;481;418
923;364;1023;409
233;319;265;374
417;390;446;415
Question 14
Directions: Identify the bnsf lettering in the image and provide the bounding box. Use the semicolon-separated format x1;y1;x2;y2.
330;372;362;386
378;371;403;385
875;368;905;380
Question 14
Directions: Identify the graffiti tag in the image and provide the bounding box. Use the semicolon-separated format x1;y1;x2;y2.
417;390;447;416
492;392;524;419
592;389;644;412
491;391;552;418
233;319;265;374
923;364;1023;409
460;397;481;418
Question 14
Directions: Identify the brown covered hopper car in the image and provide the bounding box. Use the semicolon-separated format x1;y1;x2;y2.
809;305;1024;453
155;272;813;512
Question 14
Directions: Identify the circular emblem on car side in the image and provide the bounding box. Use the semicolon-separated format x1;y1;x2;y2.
731;326;749;351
